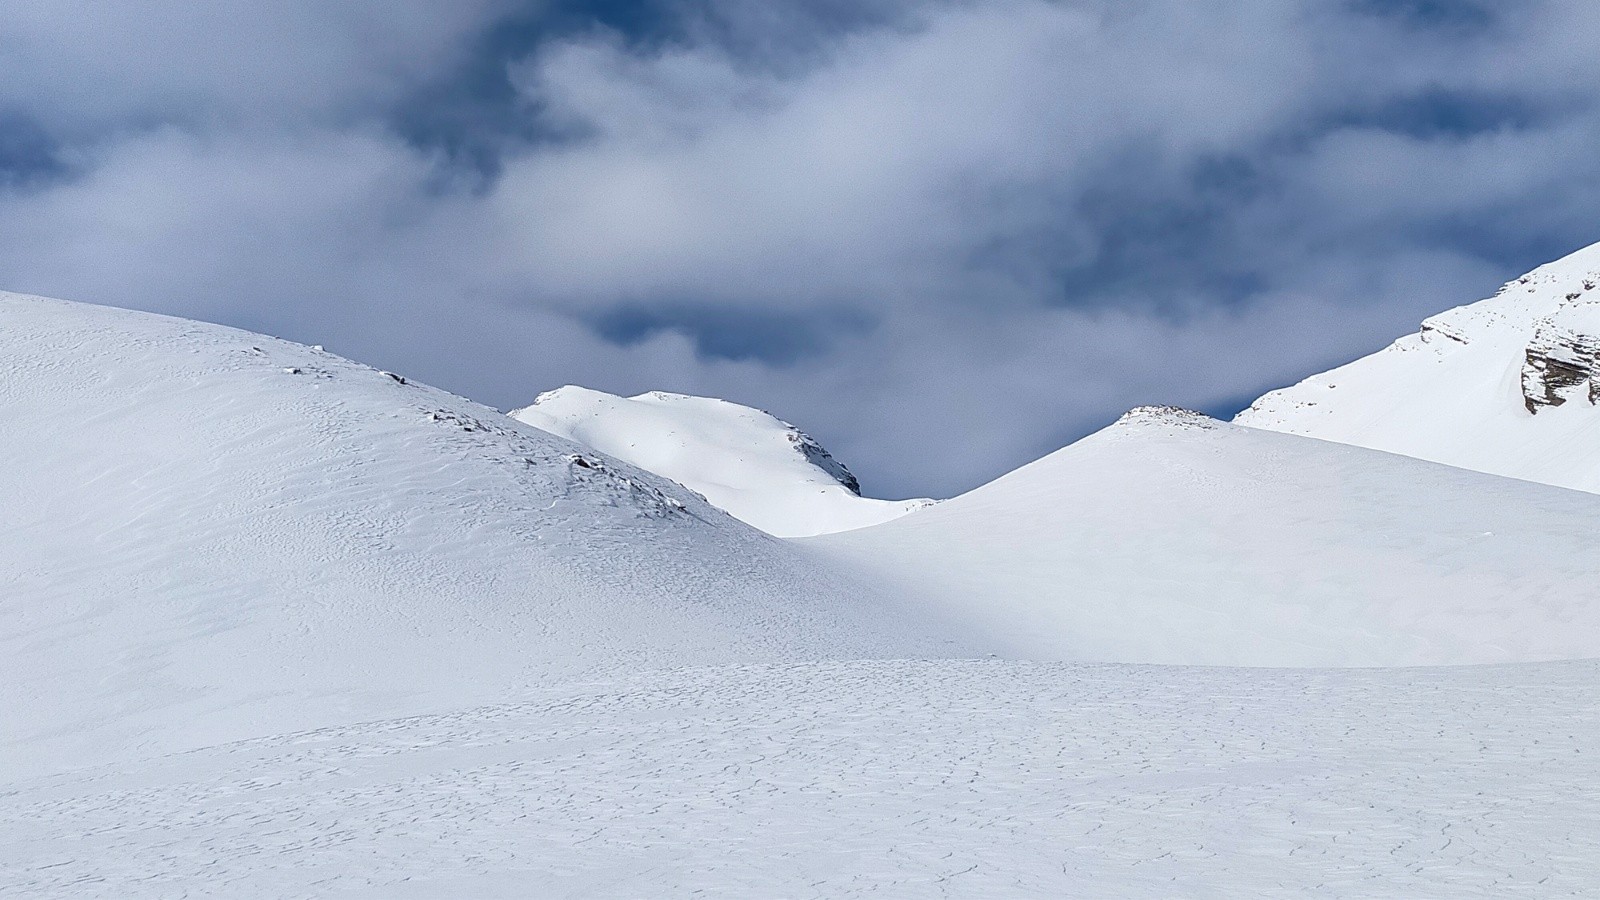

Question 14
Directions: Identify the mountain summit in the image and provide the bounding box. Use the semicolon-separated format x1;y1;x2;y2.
511;386;932;537
1237;241;1600;493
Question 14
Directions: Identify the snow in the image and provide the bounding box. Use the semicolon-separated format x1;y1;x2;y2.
1237;241;1600;493
510;385;932;537
6;658;1600;897
0;293;961;778
805;406;1600;667
11;291;1600;896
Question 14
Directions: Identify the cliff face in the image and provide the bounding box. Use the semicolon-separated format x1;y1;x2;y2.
1522;296;1600;413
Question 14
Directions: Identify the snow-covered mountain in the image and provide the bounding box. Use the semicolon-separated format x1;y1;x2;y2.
1238;241;1600;492
808;406;1600;667
511;386;932;537
11;290;1600;896
0;293;960;776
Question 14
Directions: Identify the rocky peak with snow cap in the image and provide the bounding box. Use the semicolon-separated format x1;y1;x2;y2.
510;386;933;537
1236;240;1600;494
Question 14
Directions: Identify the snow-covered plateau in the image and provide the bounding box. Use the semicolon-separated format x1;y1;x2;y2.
7;243;1600;899
8;659;1600;897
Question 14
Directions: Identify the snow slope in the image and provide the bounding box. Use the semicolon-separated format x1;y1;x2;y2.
0;293;961;776
1238;241;1600;492
7;658;1600;898
806;406;1600;667
13;293;1600;896
510;386;932;537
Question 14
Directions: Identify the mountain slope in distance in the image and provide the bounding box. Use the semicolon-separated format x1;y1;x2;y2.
805;406;1600;667
511;386;932;537
1237;241;1600;492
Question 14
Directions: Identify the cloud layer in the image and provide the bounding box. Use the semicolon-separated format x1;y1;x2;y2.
2;0;1598;495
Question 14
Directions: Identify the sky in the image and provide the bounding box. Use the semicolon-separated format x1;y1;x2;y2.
2;0;1598;497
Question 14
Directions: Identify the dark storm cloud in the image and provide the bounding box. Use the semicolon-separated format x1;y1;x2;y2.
2;0;1599;496
1347;0;1498;30
592;304;875;365
0;113;69;188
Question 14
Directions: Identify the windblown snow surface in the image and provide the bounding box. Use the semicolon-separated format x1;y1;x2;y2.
511;385;932;536
0;293;958;778
8;660;1600;897
1238;240;1600;493
8;292;1600;897
807;406;1600;667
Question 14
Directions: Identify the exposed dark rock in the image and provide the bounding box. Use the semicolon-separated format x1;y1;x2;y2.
787;430;862;495
1522;317;1600;413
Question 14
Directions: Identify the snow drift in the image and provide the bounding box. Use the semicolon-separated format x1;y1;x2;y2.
806;406;1600;667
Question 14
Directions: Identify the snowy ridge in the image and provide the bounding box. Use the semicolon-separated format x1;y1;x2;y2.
11;289;1600;895
0;293;960;776
511;385;933;537
808;408;1600;667
1237;241;1600;492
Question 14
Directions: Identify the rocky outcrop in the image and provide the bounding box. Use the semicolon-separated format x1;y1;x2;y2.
786;429;862;495
1116;406;1218;430
1522;303;1600;413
